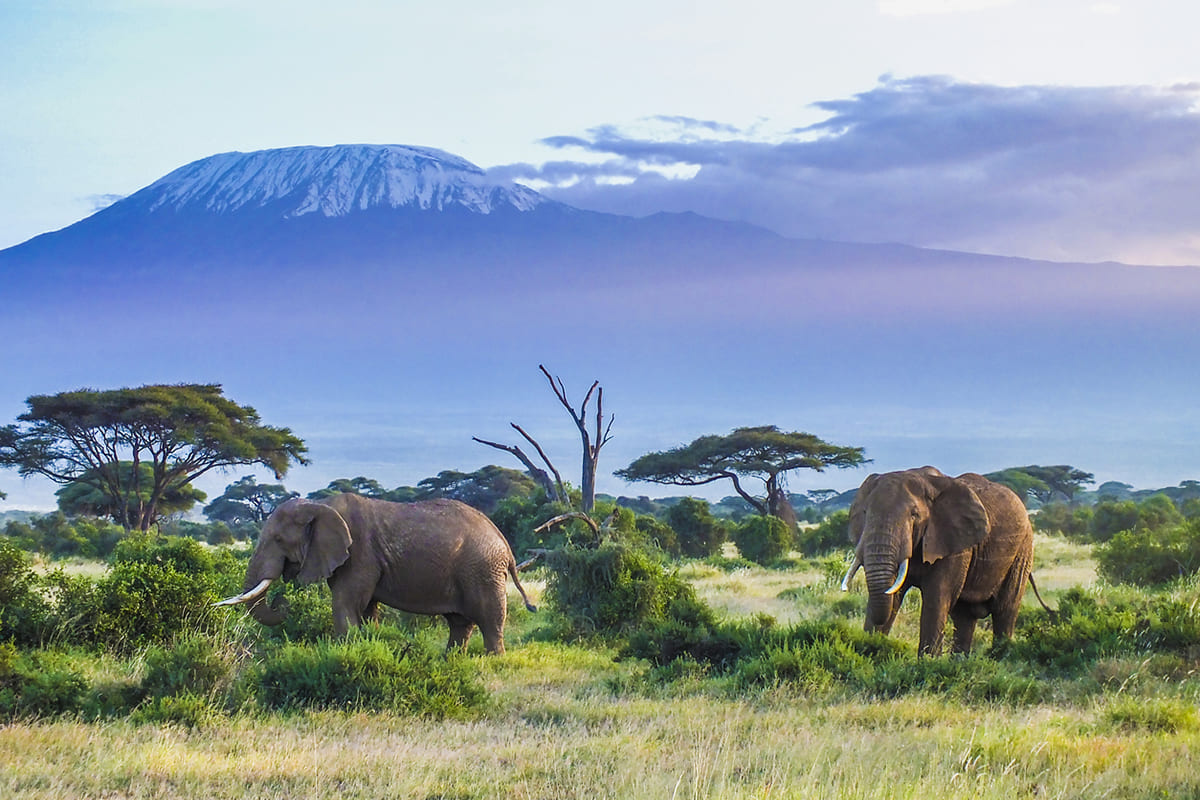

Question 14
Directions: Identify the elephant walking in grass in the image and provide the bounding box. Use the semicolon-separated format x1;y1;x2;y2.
214;493;536;654
841;467;1033;656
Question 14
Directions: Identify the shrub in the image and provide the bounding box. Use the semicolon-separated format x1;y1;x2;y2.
112;533;215;575
0;646;89;719
544;542;697;638
1094;520;1200;586
489;494;579;555
796;510;849;557
1090;499;1140;542
1013;587;1200;669
1033;502;1092;539
129;692;217;728
731;515;792;566
254;634;487;717
90;561;217;653
666;498;726;558
634;515;679;556
1104;696;1198;733
0;540;48;645
141;633;235;700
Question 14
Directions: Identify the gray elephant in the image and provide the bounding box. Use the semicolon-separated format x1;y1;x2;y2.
214;493;536;654
841;467;1033;656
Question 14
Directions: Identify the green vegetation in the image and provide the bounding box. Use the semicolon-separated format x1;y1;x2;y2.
615;425;866;520
7;397;1200;799
1034;491;1200;587
0;384;308;530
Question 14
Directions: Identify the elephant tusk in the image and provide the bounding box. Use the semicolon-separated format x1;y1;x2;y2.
885;560;909;595
212;578;273;607
841;553;863;592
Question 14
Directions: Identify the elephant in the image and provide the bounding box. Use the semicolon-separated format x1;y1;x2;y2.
840;466;1033;656
214;493;536;654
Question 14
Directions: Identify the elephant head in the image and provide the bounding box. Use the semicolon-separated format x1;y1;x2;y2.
213;497;353;626
842;467;990;634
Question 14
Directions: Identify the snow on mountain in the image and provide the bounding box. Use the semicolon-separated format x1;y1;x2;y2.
134;144;547;218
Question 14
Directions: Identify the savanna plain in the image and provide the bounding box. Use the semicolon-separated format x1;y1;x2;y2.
3;532;1200;800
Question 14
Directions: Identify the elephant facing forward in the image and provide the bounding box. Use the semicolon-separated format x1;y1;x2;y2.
215;493;536;654
841;467;1033;656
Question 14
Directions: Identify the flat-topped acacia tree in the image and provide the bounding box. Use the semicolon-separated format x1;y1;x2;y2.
0;384;308;531
616;426;867;522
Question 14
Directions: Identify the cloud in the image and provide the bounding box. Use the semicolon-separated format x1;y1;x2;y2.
877;0;1016;15
497;76;1200;265
84;194;126;213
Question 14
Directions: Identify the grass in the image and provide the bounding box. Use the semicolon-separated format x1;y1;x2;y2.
4;537;1200;799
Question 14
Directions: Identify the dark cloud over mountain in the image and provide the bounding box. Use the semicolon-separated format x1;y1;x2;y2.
495;77;1200;265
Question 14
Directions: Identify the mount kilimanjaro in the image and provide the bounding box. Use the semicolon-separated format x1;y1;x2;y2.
2;143;1199;505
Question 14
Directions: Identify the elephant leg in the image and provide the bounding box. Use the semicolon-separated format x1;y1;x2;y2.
918;592;951;656
480;623;505;656
949;606;978;654
988;558;1031;655
918;554;970;656
330;583;376;637
444;613;476;652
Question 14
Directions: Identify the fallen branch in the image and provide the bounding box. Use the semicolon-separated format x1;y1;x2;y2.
516;549;549;571
534;512;600;536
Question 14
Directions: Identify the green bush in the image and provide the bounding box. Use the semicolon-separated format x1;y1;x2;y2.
252;581;336;643
1033;502;1092;539
1094;520;1200;586
0;540;48;645
254;633;487;717
1013;587;1200;669
796;510;849;557
489;494;582;555
129;692;217;728
112;533;215;574
633;515;679;556
90;561;217;652
544;542;697;638
3;513;124;559
142;633;235;700
1104;696;1198;733
666;498;726;559
731;515;792;565
864;653;1045;703
0;645;89;719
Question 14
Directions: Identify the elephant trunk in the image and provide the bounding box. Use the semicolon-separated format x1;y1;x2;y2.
862;539;907;634
236;548;290;627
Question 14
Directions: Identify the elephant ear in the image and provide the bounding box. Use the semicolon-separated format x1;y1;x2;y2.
296;502;353;585
847;474;881;547
923;479;989;563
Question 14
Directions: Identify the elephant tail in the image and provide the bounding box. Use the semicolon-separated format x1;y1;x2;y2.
509;557;538;612
1028;573;1056;619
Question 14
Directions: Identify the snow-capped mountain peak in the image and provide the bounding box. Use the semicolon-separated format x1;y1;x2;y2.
134;144;546;217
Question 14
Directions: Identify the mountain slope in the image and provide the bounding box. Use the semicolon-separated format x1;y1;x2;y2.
133;144;549;217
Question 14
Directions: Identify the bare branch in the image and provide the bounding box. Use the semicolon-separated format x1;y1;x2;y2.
534;511;600;536
472;436;564;503
511;424;567;500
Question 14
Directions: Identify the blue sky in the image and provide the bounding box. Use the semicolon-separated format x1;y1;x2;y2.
4;1;1200;264
4;0;1200;510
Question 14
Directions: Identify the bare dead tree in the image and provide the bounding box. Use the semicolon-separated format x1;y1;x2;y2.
473;423;567;504
474;364;614;513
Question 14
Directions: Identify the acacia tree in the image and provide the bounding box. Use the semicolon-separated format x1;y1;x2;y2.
615;426;866;521
986;465;1094;506
57;462;207;521
203;475;298;528
475;365;613;514
0;384;308;531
